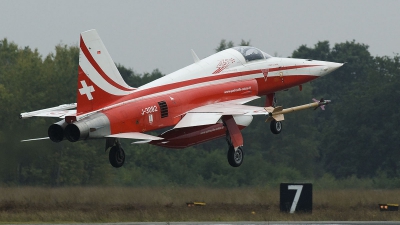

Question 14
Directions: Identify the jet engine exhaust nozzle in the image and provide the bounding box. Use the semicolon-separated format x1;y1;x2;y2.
64;113;111;142
64;123;86;142
48;121;67;142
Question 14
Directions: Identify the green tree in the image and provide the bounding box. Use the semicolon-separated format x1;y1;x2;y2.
215;39;250;52
321;55;400;178
116;64;163;87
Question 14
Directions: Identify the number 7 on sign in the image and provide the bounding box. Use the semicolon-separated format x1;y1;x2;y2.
288;185;303;213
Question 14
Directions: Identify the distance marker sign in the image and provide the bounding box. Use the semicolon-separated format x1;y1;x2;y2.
280;183;312;213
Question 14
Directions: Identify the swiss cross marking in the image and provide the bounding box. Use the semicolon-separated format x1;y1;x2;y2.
79;80;95;100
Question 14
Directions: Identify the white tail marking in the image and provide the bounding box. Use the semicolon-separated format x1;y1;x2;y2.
79;80;95;100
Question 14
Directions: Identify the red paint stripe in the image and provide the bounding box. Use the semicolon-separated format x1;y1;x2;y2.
212;68;222;74
79;35;134;92
136;70;259;97
133;64;319;96
269;64;317;72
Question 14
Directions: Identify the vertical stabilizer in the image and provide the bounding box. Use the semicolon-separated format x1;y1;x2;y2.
77;29;135;114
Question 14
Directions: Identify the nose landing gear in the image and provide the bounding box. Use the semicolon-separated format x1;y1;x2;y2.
270;120;282;134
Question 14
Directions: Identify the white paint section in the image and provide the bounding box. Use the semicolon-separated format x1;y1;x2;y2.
288;185;303;213
173;98;260;129
79;80;95;100
29;110;76;118
106;132;163;140
183;96;266;115
79;50;135;96
189;103;267;115
80;30;133;89
174;113;222;129
138;53;324;94
139;48;245;90
20;103;76;119
232;115;253;127
173;101;261;128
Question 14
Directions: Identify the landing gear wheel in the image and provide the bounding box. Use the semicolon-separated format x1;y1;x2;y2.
227;146;244;167
270;120;282;134
109;146;125;168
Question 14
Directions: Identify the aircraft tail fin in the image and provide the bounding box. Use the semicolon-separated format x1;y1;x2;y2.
77;29;135;114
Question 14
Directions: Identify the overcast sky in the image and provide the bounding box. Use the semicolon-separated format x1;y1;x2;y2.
1;0;399;75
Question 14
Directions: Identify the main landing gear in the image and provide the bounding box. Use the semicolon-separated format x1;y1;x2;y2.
109;145;125;168
223;115;244;167
106;138;125;168
227;145;244;167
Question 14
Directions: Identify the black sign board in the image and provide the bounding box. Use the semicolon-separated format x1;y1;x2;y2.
280;183;312;213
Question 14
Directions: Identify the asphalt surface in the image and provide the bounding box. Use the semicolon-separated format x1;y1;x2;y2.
17;222;400;225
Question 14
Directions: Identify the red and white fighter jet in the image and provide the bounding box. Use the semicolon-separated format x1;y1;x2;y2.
20;29;342;168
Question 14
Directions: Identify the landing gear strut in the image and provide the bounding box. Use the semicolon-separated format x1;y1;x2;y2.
266;93;282;134
223;115;245;167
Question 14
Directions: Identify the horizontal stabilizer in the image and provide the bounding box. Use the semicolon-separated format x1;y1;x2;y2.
20;103;77;119
106;132;163;141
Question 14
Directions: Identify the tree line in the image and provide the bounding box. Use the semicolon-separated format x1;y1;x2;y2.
0;38;399;187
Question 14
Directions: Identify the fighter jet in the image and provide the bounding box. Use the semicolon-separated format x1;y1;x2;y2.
20;29;342;168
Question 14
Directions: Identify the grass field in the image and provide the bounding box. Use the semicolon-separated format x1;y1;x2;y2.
0;187;400;223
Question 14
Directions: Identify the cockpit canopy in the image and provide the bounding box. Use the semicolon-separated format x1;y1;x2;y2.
232;46;272;62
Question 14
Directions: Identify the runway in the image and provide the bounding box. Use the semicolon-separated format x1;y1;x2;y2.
18;222;400;225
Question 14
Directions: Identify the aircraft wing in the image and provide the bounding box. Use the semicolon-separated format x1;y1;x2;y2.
20;103;77;119
174;96;268;129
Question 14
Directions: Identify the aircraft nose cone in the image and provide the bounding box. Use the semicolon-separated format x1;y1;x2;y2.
328;62;344;71
320;62;343;76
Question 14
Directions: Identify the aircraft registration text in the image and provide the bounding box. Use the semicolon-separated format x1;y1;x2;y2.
142;106;158;115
